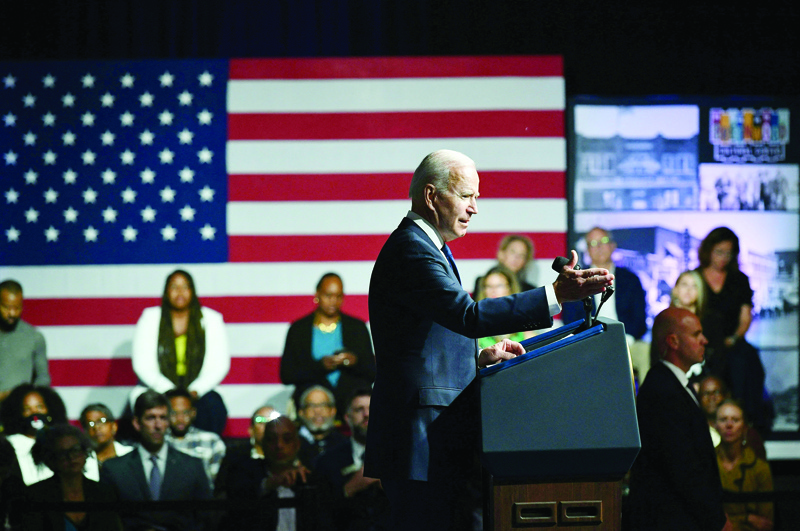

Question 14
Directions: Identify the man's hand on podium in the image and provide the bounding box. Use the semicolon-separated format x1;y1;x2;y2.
478;338;526;369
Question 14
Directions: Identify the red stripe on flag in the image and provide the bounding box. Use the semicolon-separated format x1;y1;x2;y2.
230;56;563;79
229;232;565;263
49;357;282;387
222;418;252;439
50;359;138;386
228;171;565;202
228;111;564;140
24;296;370;327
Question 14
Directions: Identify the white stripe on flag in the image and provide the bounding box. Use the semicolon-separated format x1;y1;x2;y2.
226;138;566;174
227;198;567;235
228;77;565;113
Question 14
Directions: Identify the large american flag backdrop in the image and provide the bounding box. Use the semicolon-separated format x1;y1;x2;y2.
1;56;566;437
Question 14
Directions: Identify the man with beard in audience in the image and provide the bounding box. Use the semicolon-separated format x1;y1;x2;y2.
297;385;345;468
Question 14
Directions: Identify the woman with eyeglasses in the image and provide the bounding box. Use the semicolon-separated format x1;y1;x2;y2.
696;227;768;436
25;423;122;531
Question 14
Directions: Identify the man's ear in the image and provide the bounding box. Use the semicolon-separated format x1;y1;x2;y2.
423;184;437;211
132;416;141;433
666;333;679;351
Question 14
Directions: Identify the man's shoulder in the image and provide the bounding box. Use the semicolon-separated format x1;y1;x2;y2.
10;320;42;336
101;449;138;474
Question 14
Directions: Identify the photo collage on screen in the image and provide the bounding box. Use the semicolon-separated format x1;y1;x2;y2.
570;100;798;432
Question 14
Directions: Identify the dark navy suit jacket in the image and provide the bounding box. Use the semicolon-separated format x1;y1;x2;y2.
100;444;211;531
364;217;552;482
627;362;727;531
561;265;647;339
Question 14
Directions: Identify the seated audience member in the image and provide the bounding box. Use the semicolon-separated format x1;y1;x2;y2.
215;406;277;530
561;227;649;378
472;234;536;295
1;434;25;529
131;269;230;434
672;270;705;316
314;388;388;531
26;424;122;531
700;375;767;460
217;413;312;531
165;388;226;489
0;384;69;485
262;414;314;531
296;386;346;468
699;375;728;447
280;273;375;417
80;403;134;478
100;389;211;531
0;279;50;402
474;265;535;349
215;405;277;500
715;399;774;531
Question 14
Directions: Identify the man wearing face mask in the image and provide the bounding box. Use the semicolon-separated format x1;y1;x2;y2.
0;384;68;485
0;280;50;403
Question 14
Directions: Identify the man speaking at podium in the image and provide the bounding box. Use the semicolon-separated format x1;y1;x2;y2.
364;150;614;531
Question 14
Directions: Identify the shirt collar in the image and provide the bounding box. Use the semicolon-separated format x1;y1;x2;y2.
407;211;445;250
137;441;169;462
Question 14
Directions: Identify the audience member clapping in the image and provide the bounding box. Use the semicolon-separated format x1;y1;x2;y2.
131;269;230;434
715;399;774;531
0;384;68;485
26;424;122;531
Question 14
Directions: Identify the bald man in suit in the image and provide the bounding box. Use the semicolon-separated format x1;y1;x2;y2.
627;308;733;531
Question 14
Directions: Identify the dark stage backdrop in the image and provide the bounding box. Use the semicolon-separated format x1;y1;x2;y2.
2;0;799;96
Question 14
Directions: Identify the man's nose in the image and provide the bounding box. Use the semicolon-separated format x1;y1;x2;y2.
468;197;478;214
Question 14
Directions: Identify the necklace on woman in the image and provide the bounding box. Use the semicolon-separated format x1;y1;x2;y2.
316;321;338;333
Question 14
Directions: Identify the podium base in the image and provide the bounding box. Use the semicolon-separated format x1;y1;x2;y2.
485;477;622;530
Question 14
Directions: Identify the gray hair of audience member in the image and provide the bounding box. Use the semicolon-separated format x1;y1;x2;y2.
31;424;94;472
299;385;335;408
408;150;476;204
134;389;170;419
0;279;22;294
79;403;116;429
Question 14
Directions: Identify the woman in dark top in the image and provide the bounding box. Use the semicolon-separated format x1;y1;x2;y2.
280;272;375;417
26;424;121;531
696;227;767;433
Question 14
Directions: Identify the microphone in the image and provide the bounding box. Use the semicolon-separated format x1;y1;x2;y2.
551;256;570;273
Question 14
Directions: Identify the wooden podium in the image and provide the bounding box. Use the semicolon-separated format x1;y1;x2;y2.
479;318;641;530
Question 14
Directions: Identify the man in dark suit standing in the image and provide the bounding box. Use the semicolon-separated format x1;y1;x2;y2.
100;389;211;531
627;307;732;531
363;149;614;531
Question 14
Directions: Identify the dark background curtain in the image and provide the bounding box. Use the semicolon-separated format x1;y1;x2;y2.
2;0;798;96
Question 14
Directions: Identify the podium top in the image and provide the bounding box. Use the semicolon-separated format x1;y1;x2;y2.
479;320;604;377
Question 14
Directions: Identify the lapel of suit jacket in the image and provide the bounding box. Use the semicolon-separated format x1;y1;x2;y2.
404;219;460;284
161;446;181;499
125;450;152;500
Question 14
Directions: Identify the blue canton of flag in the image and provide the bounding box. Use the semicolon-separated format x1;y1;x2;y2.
1;59;228;265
